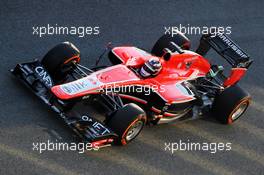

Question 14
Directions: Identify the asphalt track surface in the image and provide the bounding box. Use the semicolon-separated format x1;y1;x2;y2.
1;1;264;175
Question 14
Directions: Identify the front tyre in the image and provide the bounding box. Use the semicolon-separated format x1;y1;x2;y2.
212;85;251;124
107;103;146;145
41;42;80;83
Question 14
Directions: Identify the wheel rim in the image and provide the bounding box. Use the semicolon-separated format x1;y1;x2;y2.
231;102;248;120
125;120;144;141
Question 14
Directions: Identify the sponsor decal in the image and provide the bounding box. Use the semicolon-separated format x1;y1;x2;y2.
61;75;101;95
82;115;111;135
217;34;248;58
35;66;53;87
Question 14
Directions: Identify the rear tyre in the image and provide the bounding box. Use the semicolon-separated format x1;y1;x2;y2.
107;103;146;145
212;85;251;124
151;32;190;57
41;42;80;83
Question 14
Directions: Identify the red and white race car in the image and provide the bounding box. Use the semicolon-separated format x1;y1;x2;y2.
11;31;253;147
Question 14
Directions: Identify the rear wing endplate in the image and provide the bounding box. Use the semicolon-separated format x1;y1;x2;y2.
196;33;253;68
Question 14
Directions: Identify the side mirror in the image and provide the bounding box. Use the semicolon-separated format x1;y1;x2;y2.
169;42;184;54
162;48;172;61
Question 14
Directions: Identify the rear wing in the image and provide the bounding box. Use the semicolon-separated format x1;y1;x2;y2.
196;33;253;68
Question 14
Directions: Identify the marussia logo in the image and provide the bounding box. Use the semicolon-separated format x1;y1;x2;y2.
217;34;248;58
35;66;53;87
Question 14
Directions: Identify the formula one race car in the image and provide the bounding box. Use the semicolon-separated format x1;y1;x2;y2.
11;31;253;147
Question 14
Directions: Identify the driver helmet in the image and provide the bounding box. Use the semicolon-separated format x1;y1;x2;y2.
139;57;162;78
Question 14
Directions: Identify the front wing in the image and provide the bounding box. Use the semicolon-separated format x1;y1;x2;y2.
11;60;117;148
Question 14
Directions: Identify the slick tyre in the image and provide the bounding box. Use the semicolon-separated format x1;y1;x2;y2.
151;32;190;57
212;85;251;124
41;42;80;83
108;50;123;65
107;103;146;145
